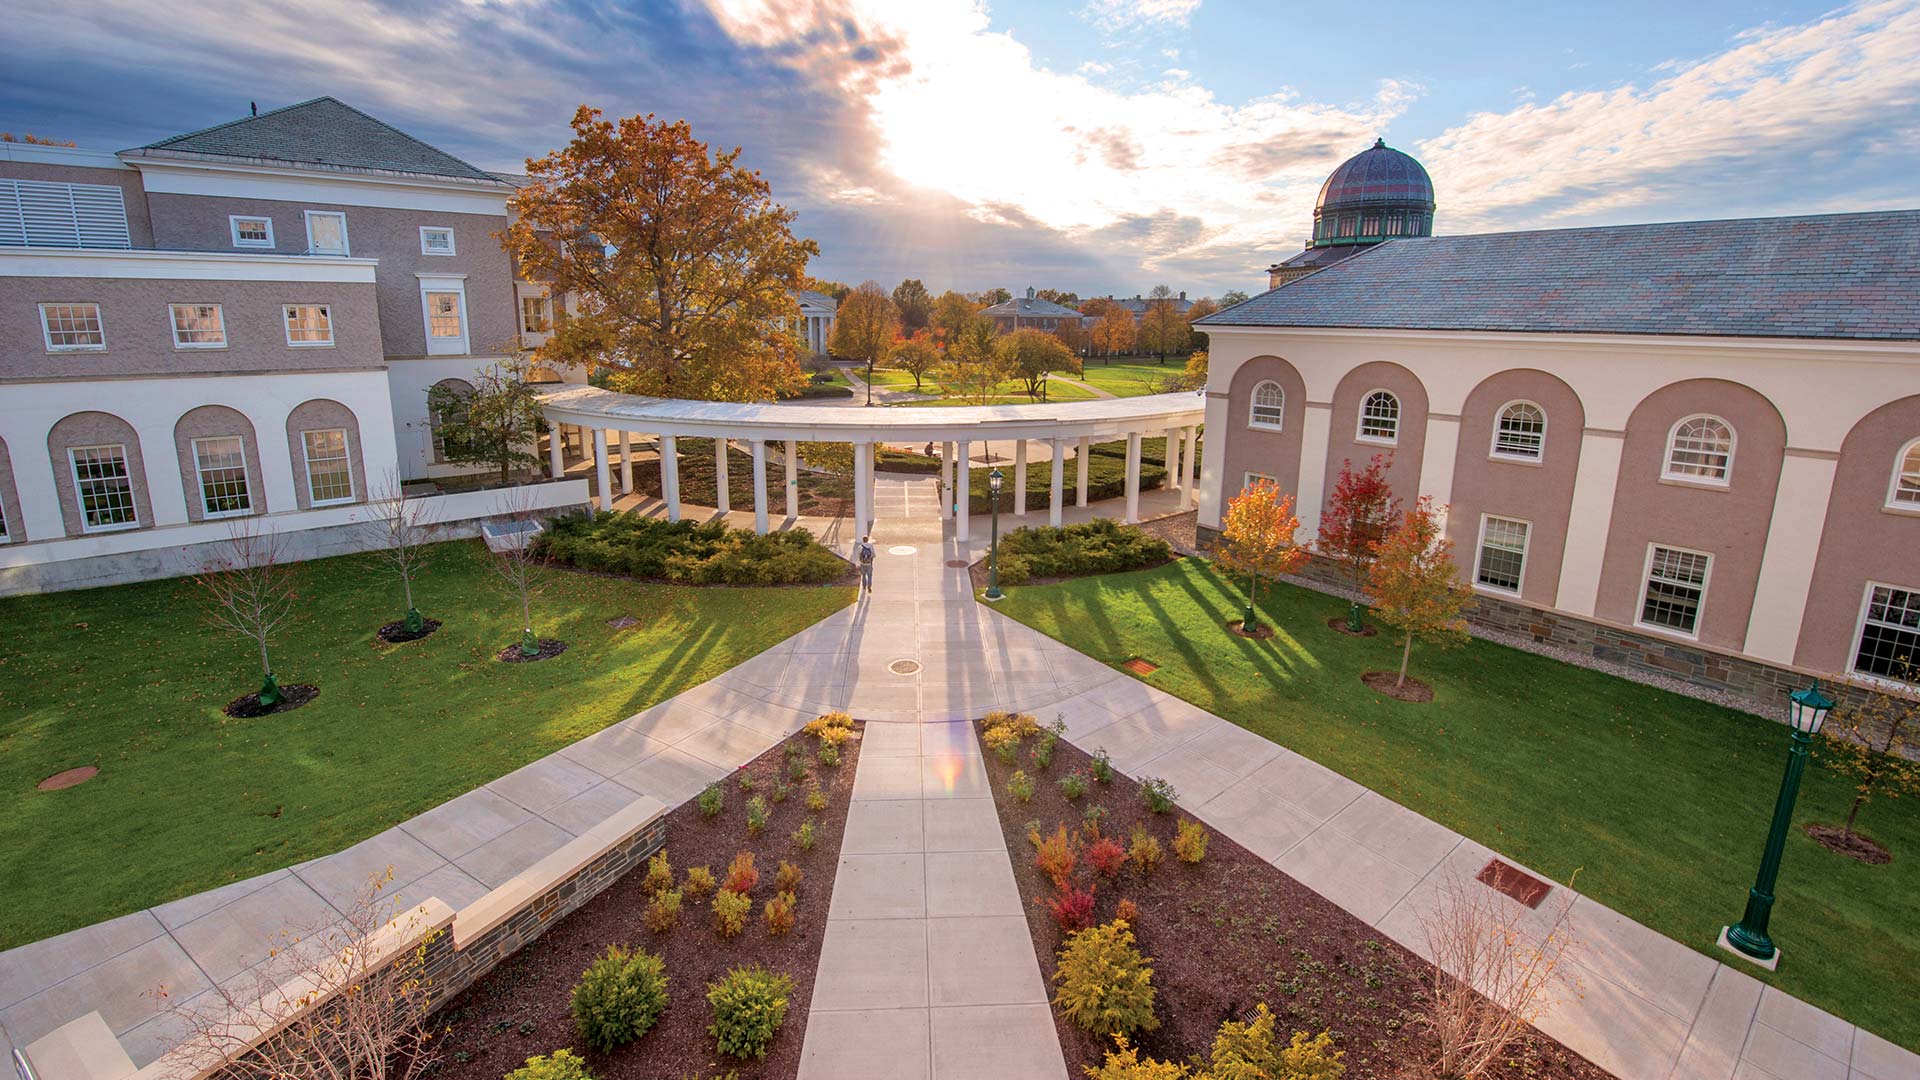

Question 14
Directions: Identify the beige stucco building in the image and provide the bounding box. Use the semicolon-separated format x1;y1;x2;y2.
1197;210;1920;704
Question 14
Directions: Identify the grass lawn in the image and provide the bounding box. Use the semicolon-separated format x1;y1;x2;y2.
991;558;1920;1050
1077;357;1188;396
0;540;852;949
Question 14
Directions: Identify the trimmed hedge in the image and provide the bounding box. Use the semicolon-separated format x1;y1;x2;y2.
534;512;847;585
991;518;1172;586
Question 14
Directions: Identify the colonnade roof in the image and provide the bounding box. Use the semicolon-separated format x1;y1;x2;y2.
538;385;1207;443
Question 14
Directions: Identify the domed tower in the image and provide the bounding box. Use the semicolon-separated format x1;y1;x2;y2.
1267;138;1436;288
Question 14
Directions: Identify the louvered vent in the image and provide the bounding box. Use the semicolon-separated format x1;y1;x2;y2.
0;179;132;249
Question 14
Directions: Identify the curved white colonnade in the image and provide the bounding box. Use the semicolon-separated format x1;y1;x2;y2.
538;385;1206;540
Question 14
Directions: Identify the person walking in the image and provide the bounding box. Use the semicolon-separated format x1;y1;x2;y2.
856;534;877;595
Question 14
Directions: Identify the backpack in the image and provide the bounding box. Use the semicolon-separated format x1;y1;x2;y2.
858;543;875;564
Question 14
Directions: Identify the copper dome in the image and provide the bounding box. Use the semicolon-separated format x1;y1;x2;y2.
1309;138;1436;248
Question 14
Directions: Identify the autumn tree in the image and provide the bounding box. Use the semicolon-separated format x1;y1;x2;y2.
427;354;545;485
892;278;933;334
932;290;979;348
1214;480;1309;635
501;106;817;403
997;327;1079;400
1036;288;1080;306
1178;349;1209;391
1220;289;1251;307
829;281;901;406
1319;454;1401;631
939;315;1010;405
886;331;941;392
1139;285;1190;362
1818;682;1920;850
802;276;850;302
1185;296;1219;351
1092;306;1136;359
977;287;1012;306
1366;497;1471;690
195;521;300;708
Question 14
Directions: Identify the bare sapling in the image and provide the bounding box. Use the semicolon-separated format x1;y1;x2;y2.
195;520;299;707
360;476;439;634
488;485;552;656
1417;869;1578;1079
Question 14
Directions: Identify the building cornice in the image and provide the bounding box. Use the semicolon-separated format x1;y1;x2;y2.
0;247;380;283
0;143;131;170
127;157;512;216
1203;323;1920;359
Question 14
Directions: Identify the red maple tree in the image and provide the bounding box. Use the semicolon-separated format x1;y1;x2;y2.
1317;454;1401;630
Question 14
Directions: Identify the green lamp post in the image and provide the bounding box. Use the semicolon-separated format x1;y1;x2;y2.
985;468;1005;601
1719;679;1835;970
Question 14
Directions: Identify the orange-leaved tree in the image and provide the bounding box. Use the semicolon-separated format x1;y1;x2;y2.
501;106;818;403
1319;454;1401;631
830;280;901;405
886;331;941;392
1365;496;1471;689
1213;478;1309;635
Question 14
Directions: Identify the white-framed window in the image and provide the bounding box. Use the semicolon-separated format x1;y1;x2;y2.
1854;583;1919;685
426;293;464;339
1638;544;1711;637
1248;380;1284;430
169;303;227;348
1241;471;1277;493
303;428;354;505
68;444;138;532
1664;415;1734;484
39;302;105;351
418;276;470;354
304;210;349;256
1474;515;1530;594
284;304;334;346
191;435;251;518
1492;401;1546;460
0;496;10;543
1889;439;1920;509
1358;390;1399;443
419;226;456;256
228;215;274;249
521;295;549;334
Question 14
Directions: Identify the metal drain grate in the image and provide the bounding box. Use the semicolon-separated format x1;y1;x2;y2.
1122;658;1159;675
889;659;922;675
606;615;641;630
1476;858;1553;908
945;559;970;568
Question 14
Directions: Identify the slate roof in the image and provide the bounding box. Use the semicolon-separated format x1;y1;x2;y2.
793;289;840;314
1202;210;1920;341
124;97;503;184
981;295;1084;319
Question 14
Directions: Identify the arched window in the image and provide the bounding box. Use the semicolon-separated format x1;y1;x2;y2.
1248;381;1284;429
1358;390;1399;443
1664;415;1735;483
1892;439;1920;508
1492;401;1546;460
428;377;476;463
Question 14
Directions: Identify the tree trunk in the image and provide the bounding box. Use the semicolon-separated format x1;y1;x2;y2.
1844;794;1865;838
1245;572;1259;632
258;635;272;679
1397;634;1412;688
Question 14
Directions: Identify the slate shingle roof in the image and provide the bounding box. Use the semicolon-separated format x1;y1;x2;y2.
125;97;501;184
982;295;1084;319
793;289;839;313
1204;210;1920;341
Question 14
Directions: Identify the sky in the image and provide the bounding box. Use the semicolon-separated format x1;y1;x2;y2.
5;0;1919;298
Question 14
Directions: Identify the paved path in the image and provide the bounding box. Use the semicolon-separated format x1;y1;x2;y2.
1048;373;1117;399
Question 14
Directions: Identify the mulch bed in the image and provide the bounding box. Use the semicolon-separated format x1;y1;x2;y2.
1326;617;1379;638
496;639;570;663
1361;671;1435;703
980;731;1612;1080
1225;618;1276;639
36;766;99;791
377;618;443;644
1805;824;1892;864
223;683;319;718
430;724;863;1080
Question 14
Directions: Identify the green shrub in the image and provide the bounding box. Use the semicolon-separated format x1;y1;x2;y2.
792;818;816;851
986;518;1172;582
818;742;840;768
805;782;827;811
787;755;810;782
1007;769;1036;803
570;945;668;1051
706;965;794;1059
745;794;769;835
770;780;790;804
698;782;725;818
684;865;716;901
712;889;753;937
967;443;1168;513
1052;920;1158;1036
642;850;673;895
1085;1037;1191;1079
1276;1030;1345;1080
645;888;683;933
737;772;757;794
1091;749;1115;783
1208;1006;1343;1080
505;1049;594;1080
533;512;845;585
1059;771;1089;801
1141;777;1178;814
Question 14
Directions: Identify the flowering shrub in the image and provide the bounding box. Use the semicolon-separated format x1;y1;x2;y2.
1129;827;1163;875
1172;819;1209;864
1035;824;1078;887
1007;769;1036;803
644;888;682;933
706;965;793;1059
1091;749;1115;784
642;850;673;895
684;865;716;901
723;851;759;894
1043;881;1097;932
712;889;752;937
774;859;804;894
1052;919;1158;1036
569;944;669;1051
1140;777;1178;814
1086;836;1128;877
698;782;725;818
763;891;796;936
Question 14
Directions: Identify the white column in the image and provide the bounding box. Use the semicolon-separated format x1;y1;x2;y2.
548;425;564;479
1292;403;1333;541
1124;431;1141;524
1553;430;1625;617
1743;452;1840;663
660;434;681;522
1014;439;1028;516
1182;424;1198;508
853;441;873;535
618;430;633;494
1165;429;1179;491
1049;439;1065;527
714;437;731;514
867;442;878;524
1076;435;1090;507
942;441;956;518
752;438;769;535
785;439;799;517
592;428;611;513
956;439;972;542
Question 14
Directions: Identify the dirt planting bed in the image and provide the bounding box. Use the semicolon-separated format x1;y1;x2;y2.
978;729;1612;1079
430;723;863;1080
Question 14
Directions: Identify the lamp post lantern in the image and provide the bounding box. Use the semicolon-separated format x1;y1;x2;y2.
1719;680;1835;970
985;468;1005;601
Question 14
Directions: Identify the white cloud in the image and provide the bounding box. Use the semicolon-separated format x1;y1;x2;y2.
1078;0;1204;33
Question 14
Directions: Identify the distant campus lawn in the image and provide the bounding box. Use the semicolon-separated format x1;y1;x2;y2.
992;557;1920;1049
0;541;852;948
1075;356;1191;396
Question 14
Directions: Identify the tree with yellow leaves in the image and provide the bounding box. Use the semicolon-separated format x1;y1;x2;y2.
1365;496;1471;689
886;330;941;392
1212;478;1308;635
1092;306;1136;359
830;280;900;405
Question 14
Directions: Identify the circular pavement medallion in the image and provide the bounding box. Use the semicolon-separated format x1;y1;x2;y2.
889;659;922;675
889;545;917;555
945;559;970;568
38;766;98;791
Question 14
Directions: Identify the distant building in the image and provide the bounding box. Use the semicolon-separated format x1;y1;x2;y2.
982;287;1083;334
793;289;837;356
1266;138;1435;289
1109;291;1193;320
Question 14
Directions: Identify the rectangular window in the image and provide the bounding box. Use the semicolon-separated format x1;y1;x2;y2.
1474;516;1530;594
305;211;348;255
40;302;105;350
192;436;251;518
0;496;9;543
0;178;131;249
170;303;227;348
303;429;354;504
284;304;334;346
1854;584;1919;684
68;444;138;532
522;295;549;334
419;226;456;255
1640;545;1710;636
1242;471;1276;491
425;292;464;339
229;215;274;248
